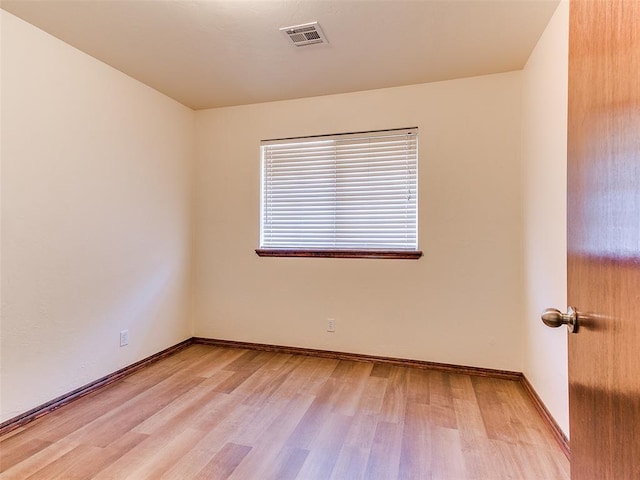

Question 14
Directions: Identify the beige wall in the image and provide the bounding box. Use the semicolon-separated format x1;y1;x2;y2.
521;1;570;436
194;73;525;371
0;12;195;421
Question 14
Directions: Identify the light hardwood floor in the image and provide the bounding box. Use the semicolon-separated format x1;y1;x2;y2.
0;344;569;479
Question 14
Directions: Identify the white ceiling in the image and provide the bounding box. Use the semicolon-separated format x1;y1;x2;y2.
1;0;560;110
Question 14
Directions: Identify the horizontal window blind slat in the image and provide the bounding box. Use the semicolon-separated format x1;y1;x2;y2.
267;172;416;181
263;236;418;242
268;165;416;173
265;197;417;203
265;149;417;162
265;207;416;214
265;207;417;214
266;187;416;196
267;169;416;179
265;156;417;167
267;178;417;185
262;242;417;247
264;226;417;231
264;143;413;153
265;224;416;229
263;236;416;242
264;220;416;225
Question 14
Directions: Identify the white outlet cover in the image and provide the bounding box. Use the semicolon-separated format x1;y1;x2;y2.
327;318;335;332
120;330;129;347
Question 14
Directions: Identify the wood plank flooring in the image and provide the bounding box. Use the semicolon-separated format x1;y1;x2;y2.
0;345;570;479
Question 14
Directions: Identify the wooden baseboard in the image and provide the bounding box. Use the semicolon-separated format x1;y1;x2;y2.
0;335;570;462
0;338;194;437
520;375;570;460
192;337;523;381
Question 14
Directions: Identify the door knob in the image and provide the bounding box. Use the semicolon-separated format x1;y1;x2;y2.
541;306;579;333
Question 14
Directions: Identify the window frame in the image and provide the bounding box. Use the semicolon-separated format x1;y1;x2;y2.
257;128;422;260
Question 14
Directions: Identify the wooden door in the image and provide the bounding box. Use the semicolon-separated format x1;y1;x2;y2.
567;0;640;478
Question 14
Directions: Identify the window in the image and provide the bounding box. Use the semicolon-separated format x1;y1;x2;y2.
257;128;421;259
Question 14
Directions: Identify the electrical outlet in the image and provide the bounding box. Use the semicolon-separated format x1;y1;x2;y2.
119;330;129;347
327;318;336;333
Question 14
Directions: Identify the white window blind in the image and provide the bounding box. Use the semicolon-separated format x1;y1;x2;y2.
260;128;418;251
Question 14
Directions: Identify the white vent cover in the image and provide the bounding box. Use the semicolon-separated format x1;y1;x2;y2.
280;22;328;47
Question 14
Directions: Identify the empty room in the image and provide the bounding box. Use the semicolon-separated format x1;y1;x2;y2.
1;0;638;479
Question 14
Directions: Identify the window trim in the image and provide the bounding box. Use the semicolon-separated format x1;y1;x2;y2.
255;248;423;260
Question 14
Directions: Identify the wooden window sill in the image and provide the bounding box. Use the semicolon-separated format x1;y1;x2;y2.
255;249;423;260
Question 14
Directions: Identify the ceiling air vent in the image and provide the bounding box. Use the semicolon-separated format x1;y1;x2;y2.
280;22;328;47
